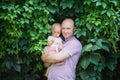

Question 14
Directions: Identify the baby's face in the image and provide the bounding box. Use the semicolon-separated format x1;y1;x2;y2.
52;26;61;38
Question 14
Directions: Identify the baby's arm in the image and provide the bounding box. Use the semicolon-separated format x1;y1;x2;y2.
47;36;54;46
57;37;62;51
48;39;54;46
56;40;64;66
59;41;62;50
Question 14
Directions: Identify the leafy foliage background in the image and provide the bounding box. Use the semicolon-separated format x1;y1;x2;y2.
0;0;120;80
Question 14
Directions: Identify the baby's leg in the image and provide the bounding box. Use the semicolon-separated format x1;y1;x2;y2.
45;67;50;77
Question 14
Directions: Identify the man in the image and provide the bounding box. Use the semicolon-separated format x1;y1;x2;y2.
41;18;82;80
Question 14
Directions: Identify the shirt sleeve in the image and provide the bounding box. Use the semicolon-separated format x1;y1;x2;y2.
63;41;82;56
47;36;53;41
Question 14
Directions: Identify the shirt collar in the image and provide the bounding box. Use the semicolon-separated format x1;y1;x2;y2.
63;36;74;42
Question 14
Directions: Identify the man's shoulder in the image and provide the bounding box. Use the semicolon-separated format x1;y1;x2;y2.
71;37;82;47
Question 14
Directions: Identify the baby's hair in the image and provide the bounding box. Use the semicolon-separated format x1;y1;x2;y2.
51;23;61;32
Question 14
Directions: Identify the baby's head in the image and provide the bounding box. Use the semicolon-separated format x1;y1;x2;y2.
51;23;61;38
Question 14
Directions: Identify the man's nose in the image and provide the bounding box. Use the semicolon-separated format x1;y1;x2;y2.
64;29;67;33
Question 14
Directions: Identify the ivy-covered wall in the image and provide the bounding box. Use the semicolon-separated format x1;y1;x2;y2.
0;0;120;80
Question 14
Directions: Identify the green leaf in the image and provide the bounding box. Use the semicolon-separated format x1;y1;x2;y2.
106;10;111;17
5;60;13;70
95;20;101;26
48;6;57;14
82;43;93;53
86;23;93;31
84;0;92;5
110;1;118;6
96;2;101;6
90;53;100;65
101;10;107;15
106;58;117;71
101;46;109;52
102;2;107;9
13;64;21;72
96;39;102;47
92;45;101;51
95;63;104;72
80;70;89;80
94;26;100;32
60;0;74;9
80;69;96;80
80;56;90;69
29;1;33;5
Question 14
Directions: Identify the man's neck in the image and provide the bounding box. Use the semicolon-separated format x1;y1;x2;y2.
64;36;74;41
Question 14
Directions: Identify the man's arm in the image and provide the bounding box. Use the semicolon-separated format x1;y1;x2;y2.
44;62;51;67
41;49;70;64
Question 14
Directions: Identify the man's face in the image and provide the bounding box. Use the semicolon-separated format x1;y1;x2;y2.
62;21;75;40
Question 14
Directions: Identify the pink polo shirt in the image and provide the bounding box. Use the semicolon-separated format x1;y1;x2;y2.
48;36;82;80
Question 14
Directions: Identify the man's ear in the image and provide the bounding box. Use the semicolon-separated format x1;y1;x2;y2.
74;26;76;32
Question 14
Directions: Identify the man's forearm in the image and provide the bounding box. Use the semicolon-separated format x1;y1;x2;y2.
41;53;58;63
44;62;51;68
41;49;70;64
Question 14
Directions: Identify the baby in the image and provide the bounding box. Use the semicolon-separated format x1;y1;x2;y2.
44;23;62;53
44;23;63;77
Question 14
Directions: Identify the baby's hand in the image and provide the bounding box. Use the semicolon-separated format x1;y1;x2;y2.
55;61;64;66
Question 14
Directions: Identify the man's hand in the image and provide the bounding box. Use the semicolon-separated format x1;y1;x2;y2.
44;62;51;67
41;53;48;62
